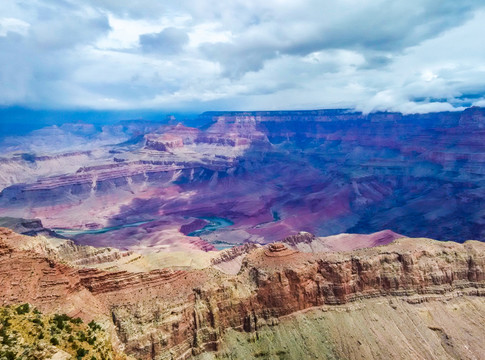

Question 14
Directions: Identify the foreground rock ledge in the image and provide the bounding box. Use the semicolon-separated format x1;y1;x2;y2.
1;227;484;359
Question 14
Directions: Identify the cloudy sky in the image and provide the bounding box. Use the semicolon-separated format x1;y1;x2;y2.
1;0;485;113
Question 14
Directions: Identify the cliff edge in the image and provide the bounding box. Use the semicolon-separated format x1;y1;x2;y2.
0;228;484;359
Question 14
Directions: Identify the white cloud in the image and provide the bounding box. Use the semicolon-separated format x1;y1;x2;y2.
0;0;485;112
0;18;30;36
96;14;191;50
188;23;232;48
421;70;438;82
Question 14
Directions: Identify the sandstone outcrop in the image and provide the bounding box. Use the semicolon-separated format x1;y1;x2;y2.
211;243;260;275
200;296;485;360
1;228;484;359
263;242;298;257
145;134;185;152
283;230;404;253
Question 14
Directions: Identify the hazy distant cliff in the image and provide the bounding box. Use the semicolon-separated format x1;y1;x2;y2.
0;107;484;251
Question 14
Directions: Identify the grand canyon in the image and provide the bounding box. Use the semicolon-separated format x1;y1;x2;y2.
1;107;485;253
3;0;485;358
1;108;485;359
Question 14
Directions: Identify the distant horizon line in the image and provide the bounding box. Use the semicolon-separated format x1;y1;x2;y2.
1;105;483;118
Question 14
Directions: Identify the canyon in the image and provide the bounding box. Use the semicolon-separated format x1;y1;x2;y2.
1;108;485;358
1;107;485;253
2;1;485;358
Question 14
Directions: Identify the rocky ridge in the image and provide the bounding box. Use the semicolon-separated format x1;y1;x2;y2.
283;230;404;252
0;227;484;359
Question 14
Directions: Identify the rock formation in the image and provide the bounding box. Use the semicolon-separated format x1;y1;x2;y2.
0;227;484;359
263;242;298;257
3;108;485;359
283;230;405;253
211;243;260;275
1;108;485;250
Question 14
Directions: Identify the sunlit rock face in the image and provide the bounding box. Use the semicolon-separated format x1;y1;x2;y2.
1;227;485;359
1;107;485;250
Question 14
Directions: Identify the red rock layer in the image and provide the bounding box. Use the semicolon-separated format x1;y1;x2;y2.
263;242;298;257
0;227;484;359
0;232;81;309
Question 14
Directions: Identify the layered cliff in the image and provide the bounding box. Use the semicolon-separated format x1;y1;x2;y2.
2;108;485;251
200;295;485;360
1;227;484;359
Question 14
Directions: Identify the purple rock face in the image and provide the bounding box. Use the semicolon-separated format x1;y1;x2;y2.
1;107;484;250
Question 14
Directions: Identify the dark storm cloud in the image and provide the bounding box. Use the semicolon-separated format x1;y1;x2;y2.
139;27;189;54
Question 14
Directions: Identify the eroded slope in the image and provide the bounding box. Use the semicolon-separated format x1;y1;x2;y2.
1;227;484;359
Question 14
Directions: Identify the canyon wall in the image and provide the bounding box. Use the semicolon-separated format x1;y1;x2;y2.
1;107;485;250
1;228;484;359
